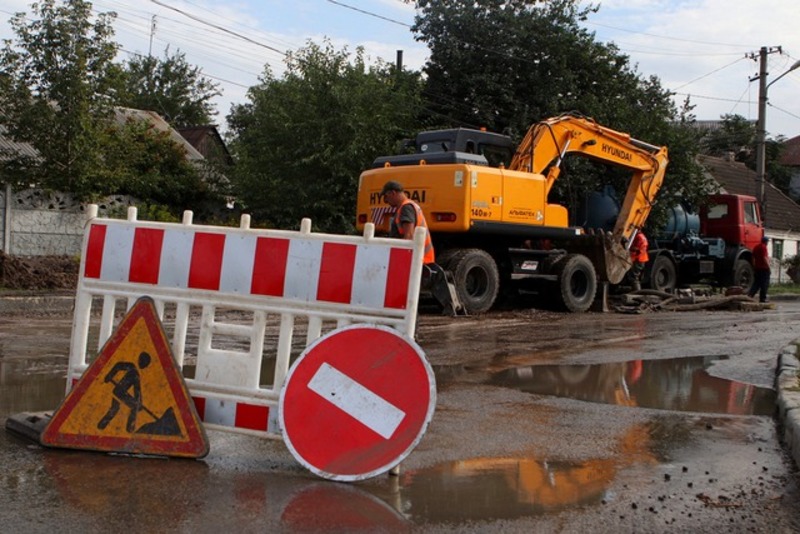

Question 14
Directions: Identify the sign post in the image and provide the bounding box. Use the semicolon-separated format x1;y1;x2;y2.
279;325;436;481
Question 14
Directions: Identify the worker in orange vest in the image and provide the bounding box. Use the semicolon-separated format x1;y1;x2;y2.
381;180;435;264
629;230;649;291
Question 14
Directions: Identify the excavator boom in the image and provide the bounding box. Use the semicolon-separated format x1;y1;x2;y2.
509;113;669;283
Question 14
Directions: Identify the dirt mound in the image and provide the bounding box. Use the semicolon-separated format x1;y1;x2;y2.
0;252;79;290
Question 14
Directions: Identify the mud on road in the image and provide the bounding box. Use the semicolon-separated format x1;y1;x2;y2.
2;298;800;532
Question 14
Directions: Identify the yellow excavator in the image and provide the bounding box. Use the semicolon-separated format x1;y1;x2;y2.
356;112;669;314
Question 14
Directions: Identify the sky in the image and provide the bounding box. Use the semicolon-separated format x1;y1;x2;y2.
1;0;799;139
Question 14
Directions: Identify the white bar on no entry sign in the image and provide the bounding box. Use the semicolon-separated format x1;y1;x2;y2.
308;362;406;439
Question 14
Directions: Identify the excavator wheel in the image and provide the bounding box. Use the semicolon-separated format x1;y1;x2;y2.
444;248;499;315
647;254;677;292
552;254;597;313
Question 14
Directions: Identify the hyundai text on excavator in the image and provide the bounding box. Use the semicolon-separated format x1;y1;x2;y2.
356;113;669;314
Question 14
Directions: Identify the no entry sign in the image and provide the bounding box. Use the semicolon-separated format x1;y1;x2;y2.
279;325;436;481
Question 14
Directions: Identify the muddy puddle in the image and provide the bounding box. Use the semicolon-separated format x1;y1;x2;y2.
489;355;776;415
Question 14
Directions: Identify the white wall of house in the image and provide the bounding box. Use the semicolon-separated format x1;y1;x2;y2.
766;232;800;284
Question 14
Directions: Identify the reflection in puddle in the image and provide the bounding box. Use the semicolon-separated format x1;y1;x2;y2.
399;421;665;522
0;358;66;416
401;455;613;520
490;356;775;415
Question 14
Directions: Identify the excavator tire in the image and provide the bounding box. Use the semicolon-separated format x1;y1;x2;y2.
727;258;755;292
552;253;597;313
647;254;677;292
444;248;499;315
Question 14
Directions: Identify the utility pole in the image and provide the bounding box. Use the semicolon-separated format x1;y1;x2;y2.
149;15;157;57
748;46;781;223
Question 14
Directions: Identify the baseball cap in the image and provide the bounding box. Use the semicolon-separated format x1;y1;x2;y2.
380;180;404;195
761;236;769;243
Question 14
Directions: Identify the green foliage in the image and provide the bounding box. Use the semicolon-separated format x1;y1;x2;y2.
783;254;800;284
412;0;711;234
0;0;118;197
116;49;221;127
699;114;793;197
104;202;181;222
227;40;424;233
102;118;207;213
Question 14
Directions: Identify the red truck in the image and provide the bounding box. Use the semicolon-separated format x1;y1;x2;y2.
644;193;764;292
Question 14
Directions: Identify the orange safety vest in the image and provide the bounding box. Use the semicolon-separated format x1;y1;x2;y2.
630;232;649;264
393;199;435;264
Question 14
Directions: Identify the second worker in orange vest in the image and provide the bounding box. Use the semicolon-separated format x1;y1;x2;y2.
381;180;435;264
629;230;649;291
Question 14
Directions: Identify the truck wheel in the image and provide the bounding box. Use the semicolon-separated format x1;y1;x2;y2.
648;255;677;292
553;254;597;313
729;259;755;291
446;249;499;314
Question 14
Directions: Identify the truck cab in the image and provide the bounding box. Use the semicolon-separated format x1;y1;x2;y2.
700;194;763;252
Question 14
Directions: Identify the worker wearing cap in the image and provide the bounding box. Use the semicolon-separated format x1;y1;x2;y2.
748;236;771;303
381;180;435;264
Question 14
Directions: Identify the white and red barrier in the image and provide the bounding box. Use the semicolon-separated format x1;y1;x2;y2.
67;205;426;438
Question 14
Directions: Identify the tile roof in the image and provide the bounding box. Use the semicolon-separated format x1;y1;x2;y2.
780;135;800;166
698;154;800;233
0;126;39;161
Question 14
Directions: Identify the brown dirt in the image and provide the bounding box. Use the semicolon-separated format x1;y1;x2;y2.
0;252;79;290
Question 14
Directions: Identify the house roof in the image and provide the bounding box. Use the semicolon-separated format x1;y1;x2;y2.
698;154;800;233
780;135;800;167
0;125;39;161
176;125;234;166
114;107;204;162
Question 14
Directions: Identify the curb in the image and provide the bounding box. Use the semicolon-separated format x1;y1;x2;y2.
776;341;800;467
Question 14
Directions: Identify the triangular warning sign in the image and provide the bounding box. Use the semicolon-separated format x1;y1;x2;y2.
41;296;209;458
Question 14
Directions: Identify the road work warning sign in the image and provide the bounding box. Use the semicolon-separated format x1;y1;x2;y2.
41;297;209;458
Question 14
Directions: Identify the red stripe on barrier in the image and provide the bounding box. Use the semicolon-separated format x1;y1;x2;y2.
317;243;356;304
84;224;107;279
193;396;206;420
130;228;164;284
235;403;269;431
251;237;290;296
384;248;412;309
188;232;226;290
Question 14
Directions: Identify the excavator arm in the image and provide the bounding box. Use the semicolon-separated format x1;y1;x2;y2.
509;113;669;283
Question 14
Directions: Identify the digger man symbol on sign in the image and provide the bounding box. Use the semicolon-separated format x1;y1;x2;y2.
97;351;181;436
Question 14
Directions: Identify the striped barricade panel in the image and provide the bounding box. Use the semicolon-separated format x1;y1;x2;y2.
67;206;425;438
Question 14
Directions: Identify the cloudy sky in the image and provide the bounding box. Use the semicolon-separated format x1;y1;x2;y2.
2;0;799;138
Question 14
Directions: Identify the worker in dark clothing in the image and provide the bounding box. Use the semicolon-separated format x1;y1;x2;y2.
629;230;649;291
749;236;771;303
381;180;435;264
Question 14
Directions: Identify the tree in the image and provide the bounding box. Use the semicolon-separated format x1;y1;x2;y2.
117;49;220;127
0;0;118;197
410;0;714;232
699;114;792;198
102;118;207;212
227;41;424;233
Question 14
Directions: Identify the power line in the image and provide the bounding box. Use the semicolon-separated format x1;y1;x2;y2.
325;0;411;28
148;0;288;57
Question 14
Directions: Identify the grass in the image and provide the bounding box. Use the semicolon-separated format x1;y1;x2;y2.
773;283;800;295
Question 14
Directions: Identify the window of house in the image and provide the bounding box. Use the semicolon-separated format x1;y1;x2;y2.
773;239;784;261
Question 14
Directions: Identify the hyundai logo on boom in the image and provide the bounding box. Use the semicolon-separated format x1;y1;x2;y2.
601;143;633;161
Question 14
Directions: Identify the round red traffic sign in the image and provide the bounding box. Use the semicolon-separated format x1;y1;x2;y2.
279;324;436;481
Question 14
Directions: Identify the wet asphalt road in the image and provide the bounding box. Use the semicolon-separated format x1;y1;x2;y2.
2;298;800;532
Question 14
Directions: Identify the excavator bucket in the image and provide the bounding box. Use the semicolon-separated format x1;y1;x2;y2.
569;233;632;285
